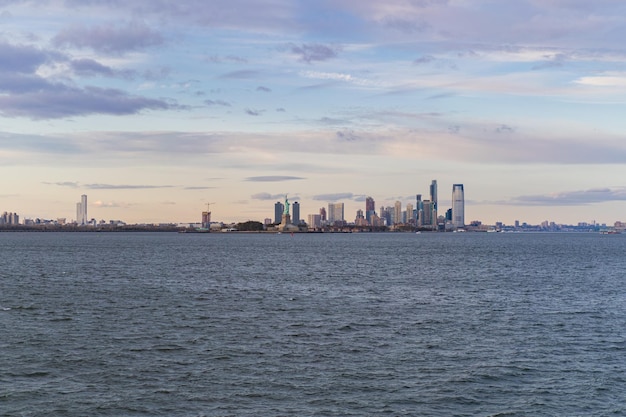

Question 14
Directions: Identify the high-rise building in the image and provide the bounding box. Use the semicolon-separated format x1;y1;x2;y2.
422;200;433;227
292;202;300;224
452;184;465;228
365;196;375;223
430;180;438;229
76;194;88;225
308;214;321;228
416;195;423;226
405;203;414;224
328;202;344;224
319;207;327;222
274;201;284;224
393;201;402;224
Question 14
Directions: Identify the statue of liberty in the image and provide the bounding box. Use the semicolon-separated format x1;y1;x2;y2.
283;194;290;215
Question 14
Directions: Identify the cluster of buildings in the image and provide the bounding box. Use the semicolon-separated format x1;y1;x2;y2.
267;181;466;231
1;211;20;225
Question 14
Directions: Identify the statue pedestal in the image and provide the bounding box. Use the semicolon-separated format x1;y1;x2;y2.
279;214;298;232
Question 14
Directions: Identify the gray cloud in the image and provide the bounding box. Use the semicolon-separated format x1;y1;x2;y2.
289;43;339;63
46;181;174;190
84;184;175;190
313;193;355;201
413;55;436;65
204;99;231;107
44;181;79;188
0;41;53;73
245;108;264;116
184;186;216;190
256;86;271;92
505;188;626;206
0;85;173;119
245;176;305;182
251;192;288;200
336;130;360;141
53;21;164;54
70;58;135;79
219;70;259;79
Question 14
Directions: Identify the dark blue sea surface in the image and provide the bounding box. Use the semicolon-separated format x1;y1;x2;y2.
1;232;626;416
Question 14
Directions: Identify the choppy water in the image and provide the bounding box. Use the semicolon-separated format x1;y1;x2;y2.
2;232;626;416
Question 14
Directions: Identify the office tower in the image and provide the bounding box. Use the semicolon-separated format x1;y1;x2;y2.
416;195;423;226
308;214;321;228
76;194;88;225
292;201;300;224
354;209;365;226
405;203;414;224
328;202;344;223
430;180;438;228
274;201;284;224
393;201;402;224
365;196;375;223
422;200;433;227
452;184;465;228
319;207;327;222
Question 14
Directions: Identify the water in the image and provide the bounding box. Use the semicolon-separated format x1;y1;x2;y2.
1;232;625;416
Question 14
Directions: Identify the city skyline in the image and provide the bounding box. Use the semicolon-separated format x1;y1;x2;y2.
1;1;626;225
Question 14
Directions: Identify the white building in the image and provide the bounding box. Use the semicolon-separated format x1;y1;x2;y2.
452;184;465;229
76;194;88;225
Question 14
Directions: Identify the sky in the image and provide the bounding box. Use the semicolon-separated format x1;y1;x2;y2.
2;0;626;225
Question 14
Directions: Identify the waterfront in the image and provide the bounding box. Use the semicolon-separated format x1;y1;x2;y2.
2;232;625;416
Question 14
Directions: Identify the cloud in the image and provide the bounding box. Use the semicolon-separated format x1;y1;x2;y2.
505;188;626;206
251;192;287;200
289;43;339;63
70;58;135;79
244;108;264;116
0;42;53;73
44;181;79;188
219;70;260;79
92;200;132;208
204;99;231;107
53;21;164;54
184;186;216;190
83;183;175;190
45;181;174;190
313;192;356;201
256;86;271;92
413;55;436;65
245;176;305;182
0;85;174;119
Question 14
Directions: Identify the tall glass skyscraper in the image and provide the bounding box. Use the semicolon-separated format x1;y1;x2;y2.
274;201;284;224
365;196;375;223
76;194;87;225
452;184;465;229
292;201;300;224
430;180;438;229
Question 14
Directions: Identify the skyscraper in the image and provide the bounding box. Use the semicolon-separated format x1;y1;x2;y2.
365;196;375;223
416;195;423;227
393;201;402;224
274;201;284;224
452;184;465;228
76;194;87;225
430;180;438;229
328;202;344;224
292;201;300;224
405;203;414;224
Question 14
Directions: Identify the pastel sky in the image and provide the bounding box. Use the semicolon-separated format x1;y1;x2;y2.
2;0;626;225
